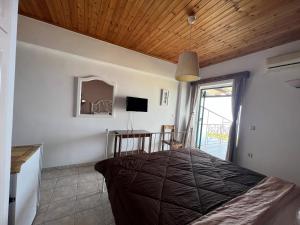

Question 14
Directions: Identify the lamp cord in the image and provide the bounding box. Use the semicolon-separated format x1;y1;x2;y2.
190;22;192;51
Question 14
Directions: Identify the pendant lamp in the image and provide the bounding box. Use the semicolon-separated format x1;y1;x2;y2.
175;15;200;82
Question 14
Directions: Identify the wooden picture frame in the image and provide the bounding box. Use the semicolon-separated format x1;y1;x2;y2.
160;89;169;106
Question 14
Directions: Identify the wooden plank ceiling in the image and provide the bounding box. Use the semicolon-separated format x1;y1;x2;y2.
18;0;300;67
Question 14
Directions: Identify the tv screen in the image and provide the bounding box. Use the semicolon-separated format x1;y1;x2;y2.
126;97;148;112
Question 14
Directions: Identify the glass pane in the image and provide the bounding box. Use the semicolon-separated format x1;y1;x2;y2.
80;80;113;115
204;86;232;97
196;86;232;160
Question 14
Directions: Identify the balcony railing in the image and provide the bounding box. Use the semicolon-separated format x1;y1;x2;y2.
196;107;232;159
202;123;231;145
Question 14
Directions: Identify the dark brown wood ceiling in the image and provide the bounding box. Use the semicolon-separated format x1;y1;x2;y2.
18;0;300;67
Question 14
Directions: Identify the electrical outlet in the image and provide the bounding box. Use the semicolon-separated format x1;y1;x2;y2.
247;153;253;158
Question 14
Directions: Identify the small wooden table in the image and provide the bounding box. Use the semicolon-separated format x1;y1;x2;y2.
112;130;152;157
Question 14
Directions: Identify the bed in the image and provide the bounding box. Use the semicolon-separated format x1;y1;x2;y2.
95;148;300;225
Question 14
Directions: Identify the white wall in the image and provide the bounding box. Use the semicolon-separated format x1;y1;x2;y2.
17;16;176;79
0;1;18;224
201;40;300;185
13;17;178;168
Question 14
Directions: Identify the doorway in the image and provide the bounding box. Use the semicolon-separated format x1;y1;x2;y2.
195;85;232;160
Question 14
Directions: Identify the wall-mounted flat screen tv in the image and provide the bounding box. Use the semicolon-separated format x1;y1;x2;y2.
126;97;148;112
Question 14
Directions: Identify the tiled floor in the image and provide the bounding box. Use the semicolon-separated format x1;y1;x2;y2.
34;163;115;225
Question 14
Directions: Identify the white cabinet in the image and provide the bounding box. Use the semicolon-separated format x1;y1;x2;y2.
9;145;42;225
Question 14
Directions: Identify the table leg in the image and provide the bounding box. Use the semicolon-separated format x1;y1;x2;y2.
114;135;117;157
118;136;122;157
142;136;145;153
148;134;152;153
137;135;141;152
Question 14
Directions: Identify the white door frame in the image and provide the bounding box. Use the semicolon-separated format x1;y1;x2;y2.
0;1;19;225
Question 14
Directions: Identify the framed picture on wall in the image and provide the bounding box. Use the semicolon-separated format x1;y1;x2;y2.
160;89;169;106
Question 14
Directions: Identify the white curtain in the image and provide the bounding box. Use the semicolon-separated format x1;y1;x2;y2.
183;84;200;148
226;76;248;162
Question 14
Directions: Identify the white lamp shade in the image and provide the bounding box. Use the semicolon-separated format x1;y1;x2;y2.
175;51;200;82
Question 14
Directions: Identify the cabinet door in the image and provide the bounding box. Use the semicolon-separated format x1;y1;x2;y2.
15;150;41;225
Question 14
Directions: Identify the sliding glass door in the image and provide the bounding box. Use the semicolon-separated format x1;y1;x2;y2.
195;86;232;160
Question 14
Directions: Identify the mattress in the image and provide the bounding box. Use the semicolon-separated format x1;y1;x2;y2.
95;148;265;225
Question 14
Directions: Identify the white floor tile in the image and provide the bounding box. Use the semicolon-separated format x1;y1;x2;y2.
52;185;77;201
36;164;114;225
44;215;75;225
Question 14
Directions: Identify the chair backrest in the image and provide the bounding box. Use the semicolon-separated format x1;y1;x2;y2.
161;125;176;142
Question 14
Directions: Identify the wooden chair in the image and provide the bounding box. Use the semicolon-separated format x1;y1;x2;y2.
161;125;183;150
